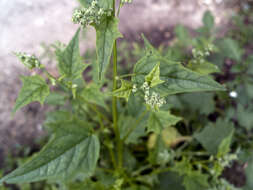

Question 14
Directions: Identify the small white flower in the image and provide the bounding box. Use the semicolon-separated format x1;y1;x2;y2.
72;84;78;89
132;84;138;93
229;91;237;98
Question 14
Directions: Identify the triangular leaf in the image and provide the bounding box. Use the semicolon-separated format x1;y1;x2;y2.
194;119;234;154
217;129;234;157
58;28;87;81
13;75;50;113
145;62;164;87
0;119;100;184
95;17;122;79
141;34;161;56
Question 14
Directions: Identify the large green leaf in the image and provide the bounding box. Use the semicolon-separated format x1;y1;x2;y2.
0;119;100;184
13;75;50;113
58;29;87;81
194;119;234;154
132;54;225;97
95;17;122;79
147;111;182;134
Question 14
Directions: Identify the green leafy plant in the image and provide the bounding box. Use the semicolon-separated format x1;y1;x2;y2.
4;1;253;189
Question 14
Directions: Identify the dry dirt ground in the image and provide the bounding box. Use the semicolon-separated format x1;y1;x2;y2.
0;0;236;159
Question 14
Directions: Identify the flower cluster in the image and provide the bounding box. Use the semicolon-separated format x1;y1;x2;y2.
191;44;214;64
15;52;42;70
217;153;237;168
121;0;133;3
141;82;166;109
72;0;112;27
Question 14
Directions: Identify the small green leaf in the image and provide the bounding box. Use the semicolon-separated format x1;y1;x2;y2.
13;75;50;113
45;92;65;106
113;80;133;101
194;119;234;154
95;17;122;79
80;84;108;110
182;171;209;190
145;62;164;87
141;34;160;56
175;25;192;46
217;129;234;157
237;104;253;130
147;111;182;134
202;11;214;31
217;38;243;62
58;28;87;81
0;118;100;184
187;60;220;75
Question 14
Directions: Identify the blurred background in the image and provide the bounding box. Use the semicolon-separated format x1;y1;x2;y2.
0;0;253;189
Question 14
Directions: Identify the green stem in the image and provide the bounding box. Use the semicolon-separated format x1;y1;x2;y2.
118;73;136;79
113;40;123;169
112;0;123;170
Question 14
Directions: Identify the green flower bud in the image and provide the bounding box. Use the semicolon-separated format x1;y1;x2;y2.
14;52;42;70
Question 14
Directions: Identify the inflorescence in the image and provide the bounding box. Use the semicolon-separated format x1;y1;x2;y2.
141;82;166;110
72;0;112;27
191;44;214;64
121;0;133;3
14;52;42;70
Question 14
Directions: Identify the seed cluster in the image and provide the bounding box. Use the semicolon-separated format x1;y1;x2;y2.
15;52;41;70
141;82;166;109
72;0;112;27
